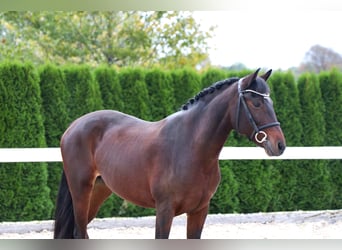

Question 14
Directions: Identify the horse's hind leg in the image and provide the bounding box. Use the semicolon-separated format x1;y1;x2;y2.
63;156;97;239
87;176;113;223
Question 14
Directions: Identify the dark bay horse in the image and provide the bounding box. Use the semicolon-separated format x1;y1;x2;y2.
54;69;286;239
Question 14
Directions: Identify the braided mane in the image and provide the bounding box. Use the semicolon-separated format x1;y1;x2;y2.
181;77;239;110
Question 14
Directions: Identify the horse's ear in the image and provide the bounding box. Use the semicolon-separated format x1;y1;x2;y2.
260;69;272;81
240;68;260;90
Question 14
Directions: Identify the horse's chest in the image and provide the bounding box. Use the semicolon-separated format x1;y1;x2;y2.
170;168;221;214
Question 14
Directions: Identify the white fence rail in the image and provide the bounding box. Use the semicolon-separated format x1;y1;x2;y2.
0;147;341;163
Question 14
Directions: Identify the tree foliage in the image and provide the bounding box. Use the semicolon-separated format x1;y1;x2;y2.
209;162;239;214
39;64;70;212
0;62;52;221
319;69;342;209
0;11;213;69
318;69;342;146
267;71;303;211
200;68;227;89
63;65;103;120
2;64;342;220
296;73;333;210
145;68;175;120
119;68;151;120
94;66;124;111
171;67;201;110
300;44;342;73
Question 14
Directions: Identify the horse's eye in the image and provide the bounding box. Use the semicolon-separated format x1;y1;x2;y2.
250;95;263;108
251;92;258;98
253;100;262;108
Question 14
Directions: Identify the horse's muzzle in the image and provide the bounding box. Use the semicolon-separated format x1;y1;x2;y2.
263;138;286;156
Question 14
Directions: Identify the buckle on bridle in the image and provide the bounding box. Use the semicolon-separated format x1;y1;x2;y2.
255;131;268;143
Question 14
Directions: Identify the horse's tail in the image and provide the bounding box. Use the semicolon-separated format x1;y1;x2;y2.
54;170;75;239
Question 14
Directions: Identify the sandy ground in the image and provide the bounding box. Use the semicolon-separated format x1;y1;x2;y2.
1;209;342;239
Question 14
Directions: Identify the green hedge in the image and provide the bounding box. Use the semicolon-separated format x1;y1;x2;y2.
171;67;201;110
1;63;342;221
39;64;70;217
63;65;103;121
319;69;342;208
296;73;333;210
94;66;124;111
145;68;175;120
0;62;53;221
119;67;151;120
267;71;304;211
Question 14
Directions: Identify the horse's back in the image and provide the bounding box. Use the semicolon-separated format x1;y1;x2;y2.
62;110;140;141
60;110;147;160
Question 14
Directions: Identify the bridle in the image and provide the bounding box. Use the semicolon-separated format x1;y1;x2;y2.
235;78;280;143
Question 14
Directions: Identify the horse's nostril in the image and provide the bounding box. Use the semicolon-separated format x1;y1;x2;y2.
278;141;285;154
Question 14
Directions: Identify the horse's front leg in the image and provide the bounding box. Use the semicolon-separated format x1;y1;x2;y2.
155;203;175;239
186;205;209;239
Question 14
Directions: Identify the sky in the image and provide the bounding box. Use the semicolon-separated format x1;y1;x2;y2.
193;11;342;70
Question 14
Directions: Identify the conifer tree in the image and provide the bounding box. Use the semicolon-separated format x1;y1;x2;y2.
296;73;333;210
267;71;303;211
171;67;201;110
229;158;274;213
63;65;103;121
145;68;175;120
94;66;124;111
0;62;52;221
319;69;342;208
318;69;342;145
39;64;70;212
119;68;151;120
201;68;227;88
209;161;240;214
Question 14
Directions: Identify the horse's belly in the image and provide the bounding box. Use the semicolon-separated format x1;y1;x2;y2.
98;164;155;208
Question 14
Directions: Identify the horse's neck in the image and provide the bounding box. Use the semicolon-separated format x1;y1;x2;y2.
182;86;236;159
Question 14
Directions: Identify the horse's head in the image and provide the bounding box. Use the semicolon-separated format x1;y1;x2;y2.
234;69;286;156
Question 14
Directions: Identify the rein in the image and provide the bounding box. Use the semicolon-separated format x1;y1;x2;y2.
235;78;280;143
